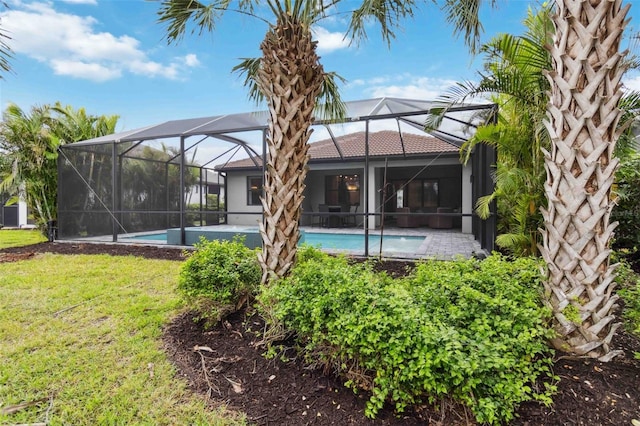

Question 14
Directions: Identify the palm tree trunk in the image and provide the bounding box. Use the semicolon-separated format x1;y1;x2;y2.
256;15;324;284
541;0;629;361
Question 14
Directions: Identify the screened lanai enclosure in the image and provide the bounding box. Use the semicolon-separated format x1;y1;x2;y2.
57;97;497;257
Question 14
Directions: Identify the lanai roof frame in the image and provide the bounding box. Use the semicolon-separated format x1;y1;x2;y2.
58;97;498;252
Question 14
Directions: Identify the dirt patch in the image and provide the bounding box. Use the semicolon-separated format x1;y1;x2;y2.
2;241;640;425
164;308;640;426
0;252;36;263
0;241;188;261
164;310;435;425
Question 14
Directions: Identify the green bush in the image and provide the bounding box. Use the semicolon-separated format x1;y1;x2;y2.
616;258;640;358
259;247;556;424
179;237;261;327
612;154;640;250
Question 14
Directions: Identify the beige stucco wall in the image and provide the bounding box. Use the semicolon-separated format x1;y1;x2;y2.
224;156;470;232
224;170;263;226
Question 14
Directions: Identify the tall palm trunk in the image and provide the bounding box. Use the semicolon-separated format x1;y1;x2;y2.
541;0;629;361
256;15;324;284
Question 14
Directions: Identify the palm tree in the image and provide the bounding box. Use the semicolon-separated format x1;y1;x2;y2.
428;2;638;360
51;102;119;143
0;104;58;229
157;0;493;283
51;103;120;234
428;6;553;256
540;0;631;361
0;103;121;234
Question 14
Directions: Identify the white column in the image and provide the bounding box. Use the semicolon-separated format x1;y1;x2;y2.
461;163;472;233
367;164;377;229
18;199;28;227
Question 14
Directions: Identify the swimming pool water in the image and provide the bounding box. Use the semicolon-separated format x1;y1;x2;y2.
124;231;425;253
303;233;424;252
126;233;167;241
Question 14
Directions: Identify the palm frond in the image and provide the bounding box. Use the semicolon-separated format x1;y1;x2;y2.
522;3;553;47
424;80;483;134
482;33;550;73
616;90;640;158
458;123;500;163
158;0;225;44
495;233;533;253
475;192;497;219
232;57;265;106
315;71;347;122
0;1;13;77
441;0;497;54
0;26;12;76
346;0;417;47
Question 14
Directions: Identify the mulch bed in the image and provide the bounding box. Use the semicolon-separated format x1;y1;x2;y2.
2;240;639;425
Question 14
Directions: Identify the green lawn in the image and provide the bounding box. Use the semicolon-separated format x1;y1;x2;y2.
0;251;242;425
0;229;47;249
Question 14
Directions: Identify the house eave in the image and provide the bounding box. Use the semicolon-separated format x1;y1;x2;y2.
216;151;461;172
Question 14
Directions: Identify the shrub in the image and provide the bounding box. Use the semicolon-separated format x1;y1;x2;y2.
612;154;640;250
259;247;556;424
616;257;640;359
179;237;260;327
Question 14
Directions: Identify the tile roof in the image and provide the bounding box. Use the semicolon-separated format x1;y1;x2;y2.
218;130;459;170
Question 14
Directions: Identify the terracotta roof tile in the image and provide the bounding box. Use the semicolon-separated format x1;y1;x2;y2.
218;130;458;170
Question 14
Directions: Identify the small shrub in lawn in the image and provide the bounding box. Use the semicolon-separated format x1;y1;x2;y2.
259;247;556;425
179;237;260;327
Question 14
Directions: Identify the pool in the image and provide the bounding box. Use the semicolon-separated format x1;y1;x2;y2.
303;233;425;254
122;229;426;256
126;233;166;241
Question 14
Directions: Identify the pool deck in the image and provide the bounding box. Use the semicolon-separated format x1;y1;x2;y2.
302;226;484;260
66;224;485;261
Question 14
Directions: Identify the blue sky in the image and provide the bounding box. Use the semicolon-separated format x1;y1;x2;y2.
2;0;640;133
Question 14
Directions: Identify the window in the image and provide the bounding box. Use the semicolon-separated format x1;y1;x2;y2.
401;179;439;209
247;176;262;206
423;180;438;207
325;174;360;205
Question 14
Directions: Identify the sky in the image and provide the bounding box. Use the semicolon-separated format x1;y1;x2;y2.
2;0;640;137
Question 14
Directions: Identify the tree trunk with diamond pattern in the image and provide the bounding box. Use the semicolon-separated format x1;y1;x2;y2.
256;16;324;284
540;0;629;361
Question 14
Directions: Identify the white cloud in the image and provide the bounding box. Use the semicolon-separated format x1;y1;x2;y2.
129;60;178;79
1;2;198;81
623;75;640;92
60;0;98;4
312;26;350;54
352;75;460;100
184;53;200;67
50;59;121;82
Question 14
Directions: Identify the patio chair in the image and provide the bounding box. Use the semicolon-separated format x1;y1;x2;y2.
396;207;422;228
344;203;359;227
310;205;324;227
428;207;454;229
317;204;329;227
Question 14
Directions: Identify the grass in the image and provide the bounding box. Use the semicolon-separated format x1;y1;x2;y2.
0;252;242;425
0;229;47;249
